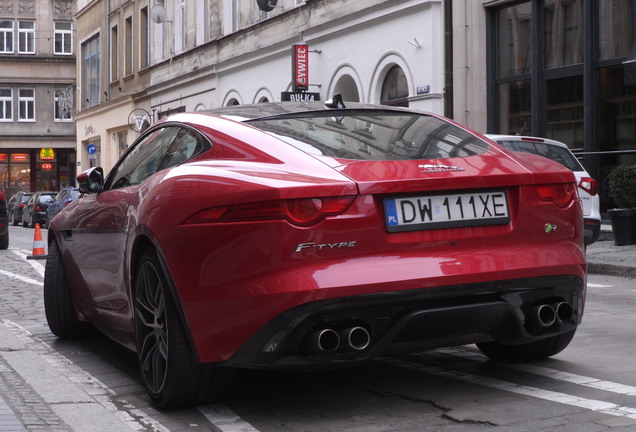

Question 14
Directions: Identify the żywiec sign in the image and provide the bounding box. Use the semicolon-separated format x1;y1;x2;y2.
281;92;321;102
292;44;309;91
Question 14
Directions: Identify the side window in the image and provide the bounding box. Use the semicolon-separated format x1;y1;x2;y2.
158;128;204;170
108;127;180;189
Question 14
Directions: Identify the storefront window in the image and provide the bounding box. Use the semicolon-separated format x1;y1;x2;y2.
546;75;584;148
544;0;584;69
498;80;531;135
497;2;532;78
599;66;636;163
36;148;57;191
599;0;636;61
0;155;8;197
9;153;30;195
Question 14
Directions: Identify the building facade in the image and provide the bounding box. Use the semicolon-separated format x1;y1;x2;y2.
74;0;448;173
73;0;636;213
480;0;636;211
0;0;77;198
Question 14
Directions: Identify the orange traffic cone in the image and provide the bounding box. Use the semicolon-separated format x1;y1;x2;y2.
27;223;47;260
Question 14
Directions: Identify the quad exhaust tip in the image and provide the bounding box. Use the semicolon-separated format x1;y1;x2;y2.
526;301;574;334
304;326;371;355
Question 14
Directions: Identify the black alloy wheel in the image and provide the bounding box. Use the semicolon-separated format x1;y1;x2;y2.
43;239;90;338
134;249;232;409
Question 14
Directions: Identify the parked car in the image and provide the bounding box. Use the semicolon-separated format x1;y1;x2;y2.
22;192;57;228
486;134;601;245
45;100;587;408
47;187;81;224
0;190;8;249
7;191;32;226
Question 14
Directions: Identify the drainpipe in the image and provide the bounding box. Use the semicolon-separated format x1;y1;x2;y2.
444;0;454;119
105;0;110;103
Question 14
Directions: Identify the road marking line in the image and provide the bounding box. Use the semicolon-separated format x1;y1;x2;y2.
11;249;46;278
386;357;636;419
0;269;42;286
587;283;613;288
439;348;636;396
199;404;262;432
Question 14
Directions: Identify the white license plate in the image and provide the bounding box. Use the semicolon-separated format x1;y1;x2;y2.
384;190;510;232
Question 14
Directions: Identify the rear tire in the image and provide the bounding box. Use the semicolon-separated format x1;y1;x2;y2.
0;233;8;250
134;249;232;409
44;239;90;338
476;329;577;362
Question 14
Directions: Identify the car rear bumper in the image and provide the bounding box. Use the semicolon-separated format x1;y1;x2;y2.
222;275;585;370
584;218;600;246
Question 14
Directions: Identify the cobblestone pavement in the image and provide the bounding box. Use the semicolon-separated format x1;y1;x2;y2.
1;225;635;431
0;247;148;432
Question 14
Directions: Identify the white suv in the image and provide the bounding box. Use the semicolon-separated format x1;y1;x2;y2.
486;134;601;246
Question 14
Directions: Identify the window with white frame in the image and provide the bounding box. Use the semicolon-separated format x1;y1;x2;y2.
54;87;74;121
174;0;185;52
82;35;100;108
54;22;73;55
0;89;12;121
111;25;119;82
125;15;133;76
18;89;35;121
18;21;35;54
0;20;13;53
140;7;149;68
232;0;239;32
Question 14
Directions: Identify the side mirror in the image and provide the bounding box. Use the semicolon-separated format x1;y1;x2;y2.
77;167;104;194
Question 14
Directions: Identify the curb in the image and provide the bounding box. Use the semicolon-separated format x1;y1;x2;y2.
587;262;636;279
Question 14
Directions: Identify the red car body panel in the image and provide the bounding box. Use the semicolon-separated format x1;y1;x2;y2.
50;107;586;365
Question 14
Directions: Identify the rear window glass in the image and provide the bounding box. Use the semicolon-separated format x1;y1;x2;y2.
495;140;584;171
247;111;489;161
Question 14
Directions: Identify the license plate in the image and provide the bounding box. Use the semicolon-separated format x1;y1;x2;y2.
384;190;510;232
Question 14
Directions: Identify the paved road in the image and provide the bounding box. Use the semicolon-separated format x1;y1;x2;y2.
2;225;636;431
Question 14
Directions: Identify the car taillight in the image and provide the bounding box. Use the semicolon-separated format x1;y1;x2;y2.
184;196;356;227
534;183;578;208
18;203;25;208
34;204;41;212
578;176;598;196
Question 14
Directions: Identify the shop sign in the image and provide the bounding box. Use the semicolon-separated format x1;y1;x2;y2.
281;92;321;102
40;148;55;161
0;153;6;162
11;153;29;162
292;44;309;91
41;163;54;171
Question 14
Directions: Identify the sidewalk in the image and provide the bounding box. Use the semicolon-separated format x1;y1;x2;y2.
586;224;636;278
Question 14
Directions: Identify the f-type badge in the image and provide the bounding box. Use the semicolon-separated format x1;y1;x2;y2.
418;164;465;173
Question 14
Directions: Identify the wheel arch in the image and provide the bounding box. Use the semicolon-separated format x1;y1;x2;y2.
130;234;202;361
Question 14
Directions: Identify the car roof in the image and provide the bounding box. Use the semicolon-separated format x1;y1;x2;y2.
485;134;569;149
201;101;424;121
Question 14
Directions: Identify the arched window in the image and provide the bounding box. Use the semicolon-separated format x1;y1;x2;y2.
333;74;360;102
258;96;269;103
226;98;240;106
381;65;409;107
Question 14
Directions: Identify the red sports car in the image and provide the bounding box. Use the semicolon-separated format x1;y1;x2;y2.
44;99;586;408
